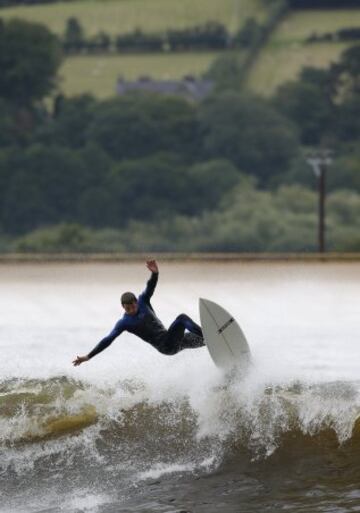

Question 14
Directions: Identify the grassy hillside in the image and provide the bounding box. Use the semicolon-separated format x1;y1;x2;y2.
0;0;266;35
247;8;360;95
4;1;358;99
1;0;267;98
59;52;221;98
271;9;360;43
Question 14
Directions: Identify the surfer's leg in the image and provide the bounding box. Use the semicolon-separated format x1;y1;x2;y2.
166;314;204;353
167;315;186;343
168;313;203;337
178;332;205;351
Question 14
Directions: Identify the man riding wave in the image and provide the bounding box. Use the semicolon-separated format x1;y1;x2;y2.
73;260;204;366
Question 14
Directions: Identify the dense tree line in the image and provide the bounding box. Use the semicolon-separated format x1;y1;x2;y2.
0;0;73;5
307;27;360;44
0;0;285;61
287;0;360;8
13;185;360;253
63;19;231;55
0;17;359;252
0;90;299;235
2;0;358;8
62;3;287;56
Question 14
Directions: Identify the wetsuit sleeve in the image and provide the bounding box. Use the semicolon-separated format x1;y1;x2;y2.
140;272;158;302
87;319;125;359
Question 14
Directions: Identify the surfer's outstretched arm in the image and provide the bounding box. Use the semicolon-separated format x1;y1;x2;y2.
73;320;125;366
141;260;159;301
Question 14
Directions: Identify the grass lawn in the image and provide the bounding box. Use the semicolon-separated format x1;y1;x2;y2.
247;9;360;96
272;9;360;45
59;51;221;98
0;0;267;36
248;42;350;96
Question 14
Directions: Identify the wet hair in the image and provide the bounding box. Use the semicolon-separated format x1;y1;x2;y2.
121;292;137;305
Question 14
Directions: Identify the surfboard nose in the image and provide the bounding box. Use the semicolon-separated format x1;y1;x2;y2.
199;297;210;308
199;297;215;308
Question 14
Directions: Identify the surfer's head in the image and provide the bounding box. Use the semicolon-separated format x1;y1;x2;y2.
121;292;138;315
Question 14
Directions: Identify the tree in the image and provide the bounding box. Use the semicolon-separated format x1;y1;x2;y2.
234;18;263;48
63;17;85;54
273;80;334;145
15;223;93;253
0;18;62;106
333;44;360;98
0;148;17;206
199;92;300;186
107;153;248;227
272;47;360;147
87;31;111;53
186;159;245;212
36;94;97;148
327;147;360;192
204;53;246;90
1;144;86;234
0;100;17;148
335;96;360;142
87;94;200;161
107;153;188;225
288;0;360;7
75;143;115;228
78;187;116;228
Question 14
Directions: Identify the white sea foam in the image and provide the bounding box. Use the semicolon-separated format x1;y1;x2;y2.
137;455;217;481
1;262;360;499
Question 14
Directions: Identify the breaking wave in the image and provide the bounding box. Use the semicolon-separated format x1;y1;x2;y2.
2;373;360;482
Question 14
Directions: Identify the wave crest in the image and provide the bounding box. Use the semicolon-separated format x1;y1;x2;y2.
1;376;360;477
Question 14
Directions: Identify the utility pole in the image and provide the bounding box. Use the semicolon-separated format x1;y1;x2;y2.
306;150;333;253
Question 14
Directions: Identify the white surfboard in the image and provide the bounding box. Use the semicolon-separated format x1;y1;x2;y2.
199;298;251;370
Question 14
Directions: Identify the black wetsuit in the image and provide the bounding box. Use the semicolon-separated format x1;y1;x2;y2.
87;272;204;359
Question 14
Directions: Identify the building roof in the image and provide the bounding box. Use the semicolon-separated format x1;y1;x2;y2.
117;75;214;101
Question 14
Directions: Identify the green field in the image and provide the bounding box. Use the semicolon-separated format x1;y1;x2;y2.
272;9;360;45
248;42;350;95
0;0;266;35
0;0;267;99
4;2;358;99
59;52;221;98
247;9;360;96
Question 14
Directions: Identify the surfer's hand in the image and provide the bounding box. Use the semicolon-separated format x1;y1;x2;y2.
146;260;158;274
73;355;89;366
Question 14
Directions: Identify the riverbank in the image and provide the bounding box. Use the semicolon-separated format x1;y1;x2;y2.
0;252;359;263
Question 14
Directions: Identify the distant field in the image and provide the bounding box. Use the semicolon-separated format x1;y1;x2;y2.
247;9;360;95
248;42;349;95
272;9;360;44
59;52;221;98
0;0;267;35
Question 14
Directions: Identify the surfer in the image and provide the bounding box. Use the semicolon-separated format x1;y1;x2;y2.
73;260;204;366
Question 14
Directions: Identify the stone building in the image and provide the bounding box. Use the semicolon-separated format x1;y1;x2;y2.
117;75;214;101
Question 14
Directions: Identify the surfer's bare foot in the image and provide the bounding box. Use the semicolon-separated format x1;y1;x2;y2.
73;355;89;366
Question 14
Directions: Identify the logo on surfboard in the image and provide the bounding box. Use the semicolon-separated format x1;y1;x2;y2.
217;317;235;334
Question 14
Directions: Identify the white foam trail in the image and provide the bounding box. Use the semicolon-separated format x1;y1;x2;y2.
60;491;113;512
137;456;217;481
0;489;112;513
